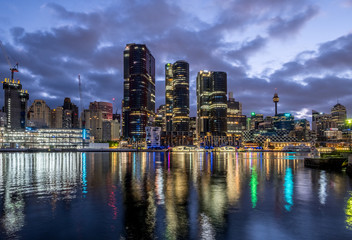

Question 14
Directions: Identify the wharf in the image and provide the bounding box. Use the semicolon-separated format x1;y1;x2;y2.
304;157;347;170
0;148;168;153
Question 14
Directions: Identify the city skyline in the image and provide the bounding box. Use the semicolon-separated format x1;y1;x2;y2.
0;0;352;118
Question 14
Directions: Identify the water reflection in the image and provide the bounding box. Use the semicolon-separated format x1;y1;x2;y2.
0;152;351;239
0;153;82;237
284;167;294;211
82;152;88;196
347;192;352;230
319;171;327;205
250;166;258;208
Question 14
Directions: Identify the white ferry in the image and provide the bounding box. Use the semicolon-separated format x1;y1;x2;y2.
216;146;237;151
171;146;197;152
282;144;311;152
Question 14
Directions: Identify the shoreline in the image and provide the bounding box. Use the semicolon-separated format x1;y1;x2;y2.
0;148;309;153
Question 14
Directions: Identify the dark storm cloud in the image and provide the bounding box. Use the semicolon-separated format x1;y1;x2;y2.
206;0;312;33
1;0;343;120
268;5;319;38
270;34;352;80
246;34;352;117
225;36;267;67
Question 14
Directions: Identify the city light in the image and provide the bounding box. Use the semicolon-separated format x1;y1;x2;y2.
250;166;258;208
346;193;352;230
82;152;88;196
284;167;294;211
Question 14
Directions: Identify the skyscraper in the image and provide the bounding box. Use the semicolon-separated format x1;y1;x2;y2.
123;43;155;141
62;98;79;129
331;103;346;129
210;71;227;136
227;92;246;135
172;60;189;134
312;110;336;140
196;70;212;138
2;78;29;130
197;71;227;138
165;63;173;135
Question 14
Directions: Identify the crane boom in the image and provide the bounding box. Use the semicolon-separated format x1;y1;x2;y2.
0;40;19;80
0;40;11;68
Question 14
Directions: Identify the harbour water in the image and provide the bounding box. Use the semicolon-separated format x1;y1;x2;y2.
0;152;351;239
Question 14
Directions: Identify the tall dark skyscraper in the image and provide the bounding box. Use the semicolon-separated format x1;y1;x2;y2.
2;78;29;130
197;71;227;138
123;43;155;140
210;71;227;136
62;97;79;129
196;70;212;138
171;61;189;134
165;60;190;146
165;63;173;135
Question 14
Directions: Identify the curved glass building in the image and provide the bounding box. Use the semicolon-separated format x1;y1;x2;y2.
172;60;189;133
122;44;155;141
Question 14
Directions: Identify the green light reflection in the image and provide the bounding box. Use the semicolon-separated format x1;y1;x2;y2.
346;192;352;230
250;166;258;208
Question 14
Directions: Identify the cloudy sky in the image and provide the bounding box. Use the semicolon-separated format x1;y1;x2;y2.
1;0;352;119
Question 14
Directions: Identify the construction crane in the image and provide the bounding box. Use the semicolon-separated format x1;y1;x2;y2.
0;40;19;80
78;74;85;129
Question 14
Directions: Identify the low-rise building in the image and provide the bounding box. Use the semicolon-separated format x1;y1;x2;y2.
0;127;90;149
27;99;51;128
145;126;161;148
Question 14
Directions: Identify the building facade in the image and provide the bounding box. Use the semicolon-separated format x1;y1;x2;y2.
210;71;227;136
62;98;79;129
312;110;337;140
155;105;165;131
51;107;63;128
196;71;212;138
331;103;346;129
164;60;190;146
2;78;29;130
172;61;190;134
0;127;89;149
145;126;161;148
84;101;114;142
27;99;51;128
165;63;173;136
123;43;155;141
197;71;227;138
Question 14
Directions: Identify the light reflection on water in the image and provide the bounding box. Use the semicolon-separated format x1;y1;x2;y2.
0;152;351;239
250;166;258;208
347;192;352;230
284;167;293;211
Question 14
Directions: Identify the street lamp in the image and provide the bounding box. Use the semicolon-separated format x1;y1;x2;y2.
346;119;352;151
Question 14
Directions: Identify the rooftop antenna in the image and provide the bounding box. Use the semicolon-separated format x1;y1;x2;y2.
112;97;118;114
78;74;85;128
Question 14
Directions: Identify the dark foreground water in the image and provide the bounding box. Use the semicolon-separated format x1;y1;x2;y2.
0;152;352;239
